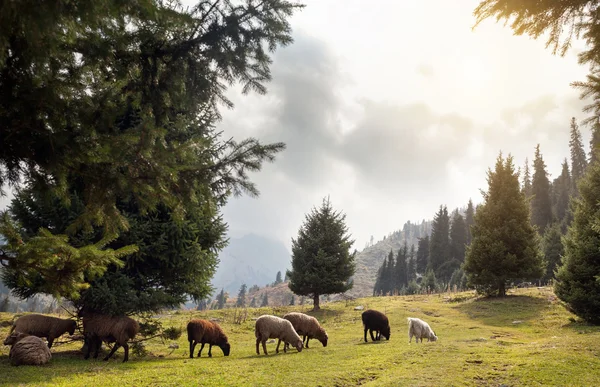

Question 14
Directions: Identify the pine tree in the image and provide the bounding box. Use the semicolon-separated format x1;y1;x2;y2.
261;293;269;307
464;153;543;296
569;117;588;193
249;297;256;308
289;295;295;306
216;289;227;310
449;210;467;264
552;159;572;228
394;243;408;292
554;160;600;323
373;250;394;296
531;144;553;234
407;244;417;283
590;119;600;164
429;205;451;282
542;223;564;283
416;236;430;274
422;269;438;294
522;158;532;198
287;197;356;310
236;284;247;308
274;271;283;285
465;199;475;245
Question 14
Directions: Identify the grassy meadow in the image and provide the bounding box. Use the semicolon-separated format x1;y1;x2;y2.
1;287;599;387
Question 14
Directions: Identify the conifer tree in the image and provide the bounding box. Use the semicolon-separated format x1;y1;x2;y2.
554;160;600;323
289;295;295;306
531;145;554;233
287;197;356;310
422;269;438;294
249;297;257;308
465;199;475;245
216;289;227;309
416;236;430;274
407;245;417;283
373;250;394;296
261;293;269;307
236;284;247;308
590;120;600;164
522;158;532;198
542;223;564;283
274;271;283;285
464;154;543;296
395;243;409;292
429;205;451;282
449;210;467;264
569;117;588;193
552;159;572;228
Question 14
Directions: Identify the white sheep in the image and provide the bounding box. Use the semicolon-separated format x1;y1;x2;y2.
407;317;438;343
4;331;52;366
254;315;303;355
283;312;328;350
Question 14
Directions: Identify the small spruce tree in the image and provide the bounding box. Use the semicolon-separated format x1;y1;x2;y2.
236;284;247;308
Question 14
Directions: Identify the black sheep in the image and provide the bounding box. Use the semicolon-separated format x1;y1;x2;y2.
361;309;390;342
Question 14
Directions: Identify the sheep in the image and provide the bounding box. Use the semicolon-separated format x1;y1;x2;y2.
8;314;77;348
187;319;231;358
282;312;328;351
4;331;52;366
82;313;139;362
361;309;390;342
254;315;303;355
407;317;438;343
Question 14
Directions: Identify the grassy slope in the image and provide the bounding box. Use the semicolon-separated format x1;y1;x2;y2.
1;287;599;387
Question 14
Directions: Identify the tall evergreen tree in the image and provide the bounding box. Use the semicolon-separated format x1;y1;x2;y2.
373;250;394;296
522;158;532;198
569;117;588;193
236;284;247;308
216;289;227;310
531;144;553;233
465;199;475;245
416;236;430;274
542;223;564;283
287;197;356;310
395;243;409;291
261;292;269;307
464;154;543;296
274;271;283;285
551;159;572;228
449;210;467;264
407;245;417;283
429;205;451;282
554;160;600;324
590;119;600;164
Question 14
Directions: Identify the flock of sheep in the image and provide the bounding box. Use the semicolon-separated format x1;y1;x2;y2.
1;309;438;366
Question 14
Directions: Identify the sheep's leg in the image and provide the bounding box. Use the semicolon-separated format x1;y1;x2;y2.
47;336;54;349
198;342;205;357
261;340;268;355
256;338;260;355
122;343;129;363
208;344;213;358
84;337;92;360
376;331;381;341
363;327;368;342
409;333;412;343
276;339;282;353
369;329;377;342
305;335;310;348
189;340;196;359
93;338;101;359
104;343;121;361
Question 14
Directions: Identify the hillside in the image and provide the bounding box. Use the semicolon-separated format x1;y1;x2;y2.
349;220;432;297
1;287;599;386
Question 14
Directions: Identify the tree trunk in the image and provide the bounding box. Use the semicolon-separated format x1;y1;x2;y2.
498;280;506;297
312;294;320;310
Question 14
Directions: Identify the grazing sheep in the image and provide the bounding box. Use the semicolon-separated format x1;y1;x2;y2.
82;313;139;362
187;319;231;358
283;312;328;350
407;317;438;343
361;309;390;342
254;315;303;355
9;314;77;348
4;331;52;366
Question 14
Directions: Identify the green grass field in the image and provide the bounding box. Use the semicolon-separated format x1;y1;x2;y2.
1;287;599;387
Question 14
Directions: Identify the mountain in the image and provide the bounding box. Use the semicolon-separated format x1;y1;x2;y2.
347;220;432;298
211;233;291;296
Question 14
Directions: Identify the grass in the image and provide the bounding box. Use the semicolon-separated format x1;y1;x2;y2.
1;287;599;386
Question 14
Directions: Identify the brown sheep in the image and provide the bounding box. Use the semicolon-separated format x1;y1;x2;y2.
283;312;328;350
9;314;77;348
361;309;390;342
82;313;139;362
187;319;231;358
4;331;52;366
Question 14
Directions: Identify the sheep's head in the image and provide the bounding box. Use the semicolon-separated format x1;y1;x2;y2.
220;342;231;356
318;330;329;347
429;332;438;342
68;320;77;335
381;326;391;340
3;331;29;346
294;339;303;352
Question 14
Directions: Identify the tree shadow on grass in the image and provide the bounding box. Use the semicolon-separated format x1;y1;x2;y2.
452;295;550;327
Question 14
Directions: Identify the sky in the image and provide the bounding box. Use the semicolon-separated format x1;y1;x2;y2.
0;0;593;252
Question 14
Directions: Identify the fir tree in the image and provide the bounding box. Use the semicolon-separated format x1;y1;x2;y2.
429;205;451;282
261;292;269;307
422;269;438;294
395;243;409;292
552;159;572;228
522;158;532;198
449;210;467;264
531;145;553;234
554;160;600;323
465;199;475;245
274;271;283;285
373;250;394;296
287;197;356;310
236;284;247;308
569;117;588;193
542;223;564;283
249;297;256;308
416;236;430;274
216;289;227;310
590;119;600;164
464;153;543;296
407;245;417;283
